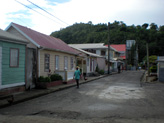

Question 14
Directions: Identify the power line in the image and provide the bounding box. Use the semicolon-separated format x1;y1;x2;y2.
27;0;69;26
15;0;64;26
14;17;32;27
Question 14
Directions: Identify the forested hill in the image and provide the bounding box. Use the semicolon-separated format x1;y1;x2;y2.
50;21;164;62
51;21;109;44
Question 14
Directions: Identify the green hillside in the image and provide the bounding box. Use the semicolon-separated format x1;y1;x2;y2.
50;21;164;62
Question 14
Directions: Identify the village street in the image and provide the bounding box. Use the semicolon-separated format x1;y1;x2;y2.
0;71;164;123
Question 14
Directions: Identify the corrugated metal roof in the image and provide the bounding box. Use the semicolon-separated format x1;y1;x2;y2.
70;46;103;58
7;23;78;55
111;44;126;60
69;43;108;49
0;29;28;44
110;44;126;52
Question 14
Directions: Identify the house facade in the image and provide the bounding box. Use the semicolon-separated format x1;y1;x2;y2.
157;56;164;82
69;43;118;73
110;44;126;70
69;43;111;59
0;29;28;94
70;46;105;76
6;22;80;88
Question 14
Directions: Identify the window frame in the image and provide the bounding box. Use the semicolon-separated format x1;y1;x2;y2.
70;57;74;70
44;54;50;72
10;48;19;68
55;55;59;70
64;56;68;70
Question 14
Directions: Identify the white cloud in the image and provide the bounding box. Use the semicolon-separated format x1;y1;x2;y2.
0;0;164;35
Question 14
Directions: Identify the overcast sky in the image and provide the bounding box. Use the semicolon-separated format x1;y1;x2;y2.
0;0;164;35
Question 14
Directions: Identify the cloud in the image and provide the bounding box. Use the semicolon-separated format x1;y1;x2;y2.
0;0;164;35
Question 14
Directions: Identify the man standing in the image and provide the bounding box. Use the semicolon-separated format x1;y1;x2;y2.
74;67;81;88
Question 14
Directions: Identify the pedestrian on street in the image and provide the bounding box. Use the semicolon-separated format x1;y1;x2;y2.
74;67;81;88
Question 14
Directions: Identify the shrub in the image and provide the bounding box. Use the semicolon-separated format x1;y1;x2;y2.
99;70;104;75
150;65;157;73
38;76;45;82
38;74;62;82
50;74;63;81
38;76;51;82
45;77;51;82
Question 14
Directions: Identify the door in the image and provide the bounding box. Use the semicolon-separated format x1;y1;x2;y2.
26;48;37;89
0;47;2;88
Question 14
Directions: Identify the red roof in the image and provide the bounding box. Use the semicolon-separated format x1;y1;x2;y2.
106;44;126;60
120;56;126;59
11;23;78;55
110;44;126;52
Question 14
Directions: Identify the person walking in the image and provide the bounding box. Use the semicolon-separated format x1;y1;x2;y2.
74;67;81;88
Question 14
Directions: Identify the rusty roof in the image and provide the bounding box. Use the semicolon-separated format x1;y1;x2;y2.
7;23;78;55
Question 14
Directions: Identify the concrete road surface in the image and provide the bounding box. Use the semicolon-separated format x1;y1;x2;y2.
0;71;164;123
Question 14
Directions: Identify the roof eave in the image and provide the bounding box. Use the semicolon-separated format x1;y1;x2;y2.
70;46;103;58
5;23;41;48
0;37;28;45
41;47;78;56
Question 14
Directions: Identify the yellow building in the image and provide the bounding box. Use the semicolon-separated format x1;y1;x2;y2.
6;22;81;88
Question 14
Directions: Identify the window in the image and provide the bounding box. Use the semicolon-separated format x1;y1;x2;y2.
101;50;106;56
64;56;68;70
70;57;74;70
55;55;59;70
10;48;19;67
45;54;50;72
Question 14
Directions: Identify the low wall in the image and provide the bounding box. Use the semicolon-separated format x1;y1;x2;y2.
55;70;75;82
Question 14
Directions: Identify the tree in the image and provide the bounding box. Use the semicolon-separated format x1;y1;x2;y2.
149;55;157;64
142;23;149;29
50;21;164;63
150;23;158;30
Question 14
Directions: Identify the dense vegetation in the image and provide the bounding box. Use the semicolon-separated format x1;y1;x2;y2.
50;21;164;62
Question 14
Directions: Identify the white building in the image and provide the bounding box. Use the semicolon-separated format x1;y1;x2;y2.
69;43;120;72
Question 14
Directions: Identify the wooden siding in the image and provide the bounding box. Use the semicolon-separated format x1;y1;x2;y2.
7;27;37;49
39;50;76;77
0;41;26;86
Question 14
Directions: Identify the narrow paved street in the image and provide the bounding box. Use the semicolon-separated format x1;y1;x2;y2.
0;71;164;123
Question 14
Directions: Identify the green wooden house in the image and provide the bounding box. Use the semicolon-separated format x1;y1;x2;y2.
0;29;28;94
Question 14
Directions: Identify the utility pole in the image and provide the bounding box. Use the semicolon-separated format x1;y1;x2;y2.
146;42;150;76
108;22;110;74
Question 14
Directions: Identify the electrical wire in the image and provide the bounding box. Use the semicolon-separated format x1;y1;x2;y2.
27;0;69;26
13;17;32;27
15;0;64;26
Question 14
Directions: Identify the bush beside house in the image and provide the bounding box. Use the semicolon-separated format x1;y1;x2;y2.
37;74;63;89
150;65;157;73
